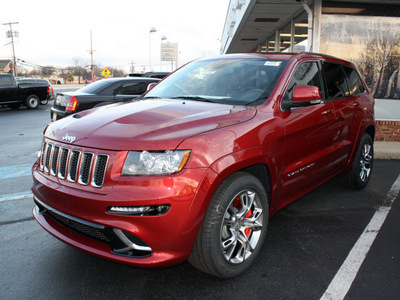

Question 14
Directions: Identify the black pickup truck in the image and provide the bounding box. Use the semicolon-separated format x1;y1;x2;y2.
0;74;51;110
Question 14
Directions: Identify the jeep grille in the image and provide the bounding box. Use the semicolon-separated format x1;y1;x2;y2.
39;141;109;188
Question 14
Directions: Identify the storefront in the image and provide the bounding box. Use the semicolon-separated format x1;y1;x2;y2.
221;0;400;141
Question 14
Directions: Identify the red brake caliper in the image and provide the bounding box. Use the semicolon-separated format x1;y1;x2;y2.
245;209;252;237
233;197;252;237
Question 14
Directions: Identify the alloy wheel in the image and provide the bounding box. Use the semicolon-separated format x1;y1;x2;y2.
221;189;264;264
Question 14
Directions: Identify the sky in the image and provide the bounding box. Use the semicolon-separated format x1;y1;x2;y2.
0;0;230;72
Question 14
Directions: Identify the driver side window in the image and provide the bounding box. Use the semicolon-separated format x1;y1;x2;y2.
283;62;323;101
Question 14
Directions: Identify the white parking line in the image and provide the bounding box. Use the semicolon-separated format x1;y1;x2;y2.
320;173;400;300
0;191;33;202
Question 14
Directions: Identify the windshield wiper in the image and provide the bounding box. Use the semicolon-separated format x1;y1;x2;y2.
171;96;218;103
141;96;162;100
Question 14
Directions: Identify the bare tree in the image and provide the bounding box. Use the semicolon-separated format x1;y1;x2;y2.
69;57;88;84
360;33;400;99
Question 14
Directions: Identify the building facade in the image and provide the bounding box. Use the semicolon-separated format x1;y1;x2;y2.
220;0;400;141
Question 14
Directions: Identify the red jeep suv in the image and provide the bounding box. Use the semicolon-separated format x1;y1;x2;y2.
32;53;374;278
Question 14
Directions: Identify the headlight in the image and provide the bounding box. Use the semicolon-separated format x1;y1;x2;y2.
122;150;191;176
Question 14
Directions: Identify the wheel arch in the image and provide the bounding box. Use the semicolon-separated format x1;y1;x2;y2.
365;124;375;140
209;147;275;205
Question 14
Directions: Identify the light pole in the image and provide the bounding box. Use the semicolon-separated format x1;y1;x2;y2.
149;27;157;71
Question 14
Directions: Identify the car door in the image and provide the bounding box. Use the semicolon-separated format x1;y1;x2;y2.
280;61;338;198
323;63;369;167
0;75;19;104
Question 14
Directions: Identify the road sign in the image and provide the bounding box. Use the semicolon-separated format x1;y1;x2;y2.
161;43;178;62
102;68;111;77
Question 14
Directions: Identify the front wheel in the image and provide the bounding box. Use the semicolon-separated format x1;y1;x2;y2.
189;172;269;278
25;95;40;109
340;133;373;189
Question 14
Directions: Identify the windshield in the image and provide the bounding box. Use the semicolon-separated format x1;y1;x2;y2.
145;57;288;106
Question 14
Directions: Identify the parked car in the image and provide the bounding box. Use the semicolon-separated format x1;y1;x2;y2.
0;74;51;109
50;77;160;121
127;72;170;79
16;78;55;104
32;53;374;278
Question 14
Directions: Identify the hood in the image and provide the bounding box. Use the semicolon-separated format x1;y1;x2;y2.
46;99;256;150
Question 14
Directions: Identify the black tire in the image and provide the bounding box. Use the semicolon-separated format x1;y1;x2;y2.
189;172;269;278
40;99;48;105
25;95;40;109
340;133;373;190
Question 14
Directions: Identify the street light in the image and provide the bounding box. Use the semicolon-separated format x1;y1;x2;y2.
149;27;157;71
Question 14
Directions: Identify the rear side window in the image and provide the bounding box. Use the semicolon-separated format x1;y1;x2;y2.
119;82;147;95
343;66;365;96
322;62;349;99
284;61;323;100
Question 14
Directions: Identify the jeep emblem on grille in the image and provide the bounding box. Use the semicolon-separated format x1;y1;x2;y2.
62;133;76;143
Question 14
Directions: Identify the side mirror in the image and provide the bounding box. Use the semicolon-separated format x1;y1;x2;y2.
147;82;158;91
282;85;322;110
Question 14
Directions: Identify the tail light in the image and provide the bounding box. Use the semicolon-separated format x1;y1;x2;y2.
47;86;54;94
66;96;78;111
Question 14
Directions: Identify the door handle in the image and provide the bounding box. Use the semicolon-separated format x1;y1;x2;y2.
322;109;334;115
353;101;360;108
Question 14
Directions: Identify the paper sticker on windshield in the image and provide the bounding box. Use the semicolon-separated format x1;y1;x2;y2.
264;61;282;67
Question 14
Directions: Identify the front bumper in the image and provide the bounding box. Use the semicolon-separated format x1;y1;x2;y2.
32;164;219;267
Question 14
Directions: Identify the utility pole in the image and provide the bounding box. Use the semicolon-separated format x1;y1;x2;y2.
130;61;135;73
3;22;19;75
89;30;95;81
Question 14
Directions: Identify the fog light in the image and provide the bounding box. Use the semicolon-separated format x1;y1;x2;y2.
107;205;170;216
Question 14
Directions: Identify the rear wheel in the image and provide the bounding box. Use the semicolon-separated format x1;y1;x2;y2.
25;95;40;109
40;99;48;105
340;133;373;189
189;172;268;278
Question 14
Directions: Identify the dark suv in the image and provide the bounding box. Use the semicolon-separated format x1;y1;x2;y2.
32;53;374;278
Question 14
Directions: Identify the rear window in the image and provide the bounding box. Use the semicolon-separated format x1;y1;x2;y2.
0;75;15;86
78;80;114;94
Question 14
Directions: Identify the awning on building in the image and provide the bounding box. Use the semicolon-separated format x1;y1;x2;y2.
221;0;400;54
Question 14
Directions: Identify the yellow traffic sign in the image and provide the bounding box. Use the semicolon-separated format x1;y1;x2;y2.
102;68;111;77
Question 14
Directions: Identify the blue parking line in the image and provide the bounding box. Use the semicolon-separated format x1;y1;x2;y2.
0;191;33;202
0;164;32;179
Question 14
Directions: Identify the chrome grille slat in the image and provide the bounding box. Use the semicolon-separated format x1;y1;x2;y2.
44;144;53;173
40;142;47;170
58;148;69;179
92;155;109;187
79;152;94;185
50;146;60;176
39;141;107;188
68;150;81;182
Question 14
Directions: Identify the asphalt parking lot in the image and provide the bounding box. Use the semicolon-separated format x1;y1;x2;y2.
0;103;399;299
